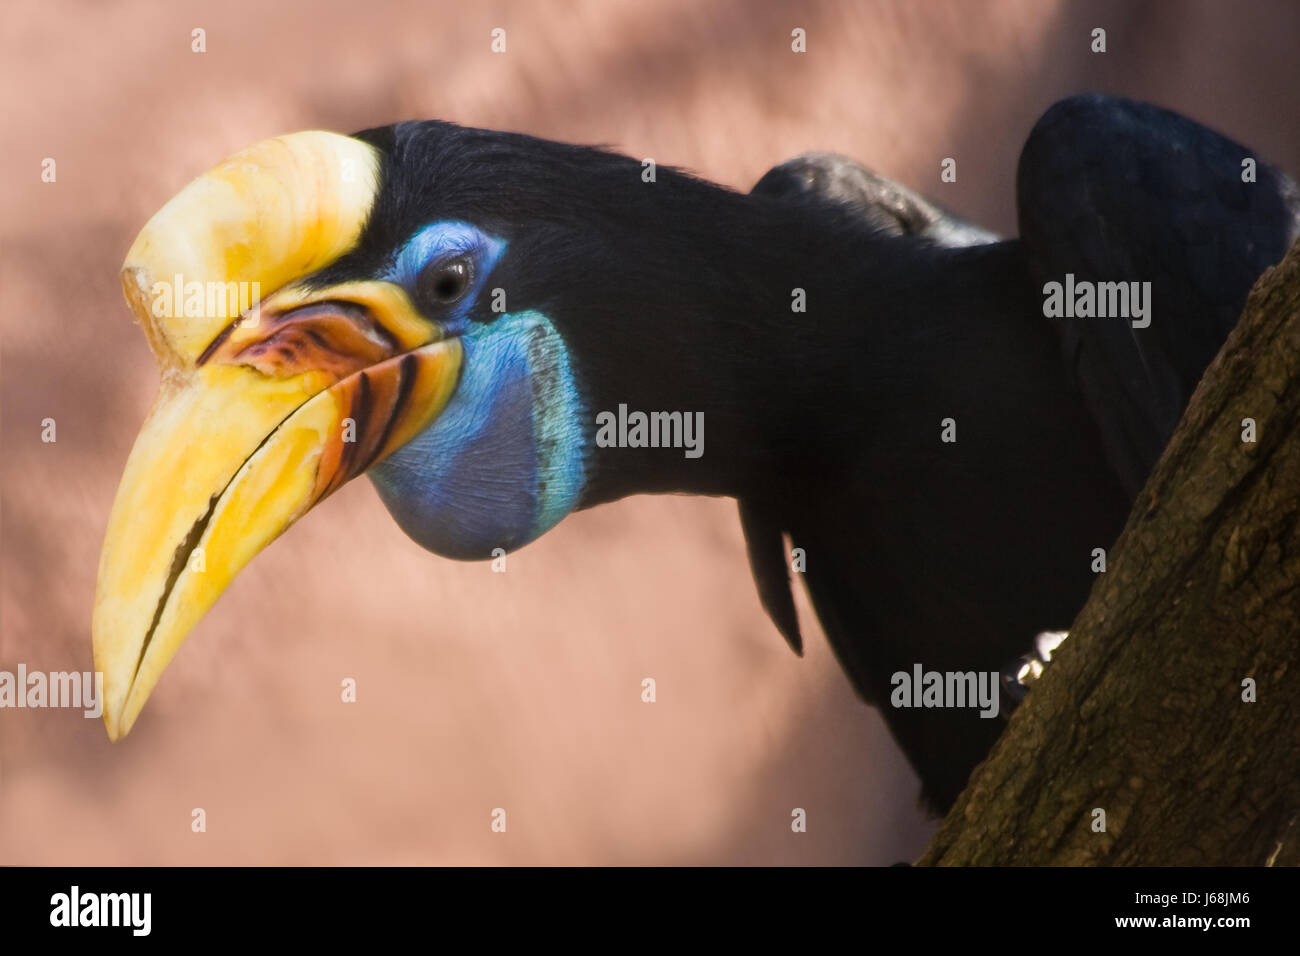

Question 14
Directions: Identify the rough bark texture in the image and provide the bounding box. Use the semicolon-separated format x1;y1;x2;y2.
920;240;1300;866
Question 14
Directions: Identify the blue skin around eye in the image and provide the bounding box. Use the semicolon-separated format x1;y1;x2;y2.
386;220;505;333
368;221;586;560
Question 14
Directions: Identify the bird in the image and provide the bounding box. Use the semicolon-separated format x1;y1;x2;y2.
94;94;1300;812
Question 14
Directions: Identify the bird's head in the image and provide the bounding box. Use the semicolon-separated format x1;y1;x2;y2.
95;120;809;740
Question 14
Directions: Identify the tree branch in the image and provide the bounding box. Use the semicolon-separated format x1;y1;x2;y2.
920;240;1300;866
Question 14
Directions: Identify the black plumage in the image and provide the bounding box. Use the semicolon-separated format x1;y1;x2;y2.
745;95;1298;808
339;95;1297;810
1018;96;1300;496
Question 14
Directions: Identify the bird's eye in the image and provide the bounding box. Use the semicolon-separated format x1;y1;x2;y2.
420;256;473;304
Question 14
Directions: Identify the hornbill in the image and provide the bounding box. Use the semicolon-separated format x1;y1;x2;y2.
94;94;1300;811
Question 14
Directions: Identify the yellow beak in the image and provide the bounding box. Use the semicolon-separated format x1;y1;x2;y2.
94;132;461;740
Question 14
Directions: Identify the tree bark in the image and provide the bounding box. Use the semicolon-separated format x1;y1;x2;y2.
919;240;1300;866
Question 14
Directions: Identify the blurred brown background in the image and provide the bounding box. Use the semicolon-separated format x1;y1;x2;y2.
2;0;1298;865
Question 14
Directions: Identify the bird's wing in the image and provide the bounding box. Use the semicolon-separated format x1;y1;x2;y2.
740;155;1000;658
1017;93;1300;498
752;151;1000;245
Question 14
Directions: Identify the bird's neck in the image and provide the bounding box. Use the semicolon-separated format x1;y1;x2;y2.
573;188;1002;508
